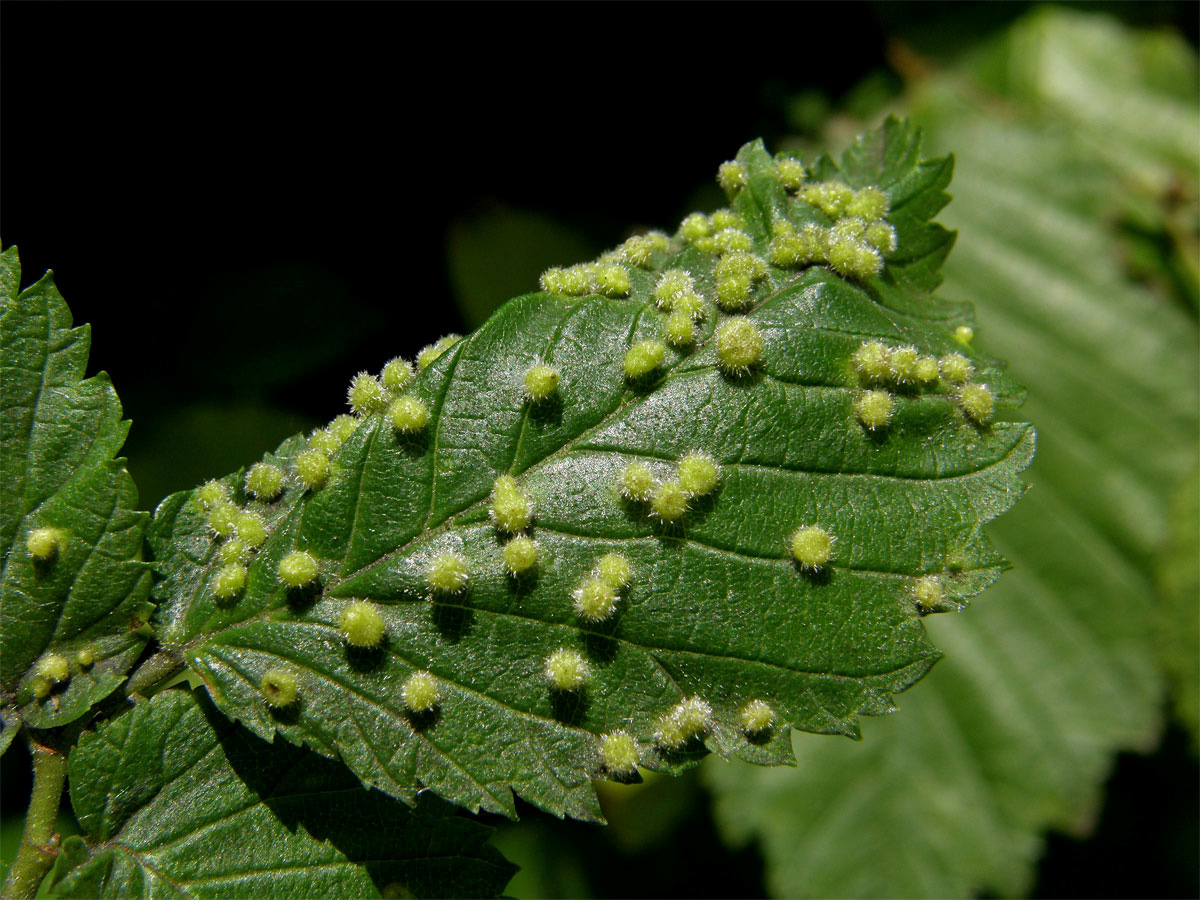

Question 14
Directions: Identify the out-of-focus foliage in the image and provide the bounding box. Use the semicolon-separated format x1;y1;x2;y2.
705;8;1199;898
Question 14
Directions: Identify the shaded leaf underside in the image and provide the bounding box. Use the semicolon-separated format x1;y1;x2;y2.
49;688;514;899
149;120;1034;820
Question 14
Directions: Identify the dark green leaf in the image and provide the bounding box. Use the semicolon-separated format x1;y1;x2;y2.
0;248;153;734
149;121;1033;820
48;688;514;899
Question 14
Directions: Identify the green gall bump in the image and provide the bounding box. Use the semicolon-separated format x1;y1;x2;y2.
656;696;712;750
888;346;921;384
915;356;941;383
294;449;330;490
213;563;248;600
416;334;462;371
678;451;720;497
715;317;763;376
206;502;239;538
955;325;974;345
711;209;742;231
31;676;52;700
646;231;671;253
619;462;655;502
491;474;531;533
195;480;228;511
852;340;892;383
650;479;689;522
653;269;695;312
679;213;711;243
401;670;441;713
593;263;631;297
245;462;285;500
845;186;890;221
714;228;752;254
802;181;854;217
328;414;359;444
36;654;71;685
740;699;776;735
773;156;806;190
307;428;341;456
855;390;895;431
864;221;898;255
914;576;944;611
768;222;823;268
382;357;416;392
826;234;883;281
624;340;666;380
559;264;594;296
715;252;768;311
544;648;591;691
621;235;654;268
390;396;430;434
539;267;566;294
958;383;995;425
278;550;319;588
233;510;267;548
663;310;696;347
790;525;834;570
75;647;95;669
26;527;63;561
340;600;386;648
523;364;560;402
939;352;975;384
347;372;389;416
596;552;632;590
573;576;618;622
600;730;640;777
426;551;469;594
219;539;248;565
717;160;748;197
260;669;298;708
502;536;539;576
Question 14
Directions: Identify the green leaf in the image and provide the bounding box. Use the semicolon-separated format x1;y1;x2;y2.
48;688;514;899
1157;464;1199;749
0;248;153;734
704;10;1198;898
149;120;1034;821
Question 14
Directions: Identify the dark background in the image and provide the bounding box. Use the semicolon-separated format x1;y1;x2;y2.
3;3;1197;898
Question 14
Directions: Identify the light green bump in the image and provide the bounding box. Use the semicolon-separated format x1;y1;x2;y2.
401;671;441;713
573;576;618;622
195;480;228;511
36;654;70;685
307;428;341;456
678;451;720;497
294;449;330;490
939;352;975;384
233;510;267;548
955;325;974;345
711;209;742;231
790;525;834;570
426;551;469;594
680;212;711;243
329;414;359;444
845;186;889;221
855;390;895;431
523;364;560;402
717;160;748;196
714;228;752;254
619;462;655;502
213;563;248;601
390;396;430;434
600;730;640;777
219;539;248;565
663;310;695;347
740;699;776;735
656;696;712;750
502;536;539;576
245;463;285;500
544;648;591;691
915;355;941;384
340;600;386;648
31;677;52;700
826;235;883;280
802;181;854;217
278;550;319;588
417;334;462;371
888;346;921;384
347;372;389;416
560;264;594;296
593;264;631;297
206;502;239;538
852;340;892;382
914;576;944;611
622;235;654;268
491;475;531;533
75;647;95;669
773;156;806;190
260;669;298;708
26;527;63;561
958;383;995;425
596;552;632;590
654;269;695;311
716;252;767;310
864;221;897;254
539;267;566;293
650;479;689;522
624;340;666;380
382;357;416;392
715;317;763;376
